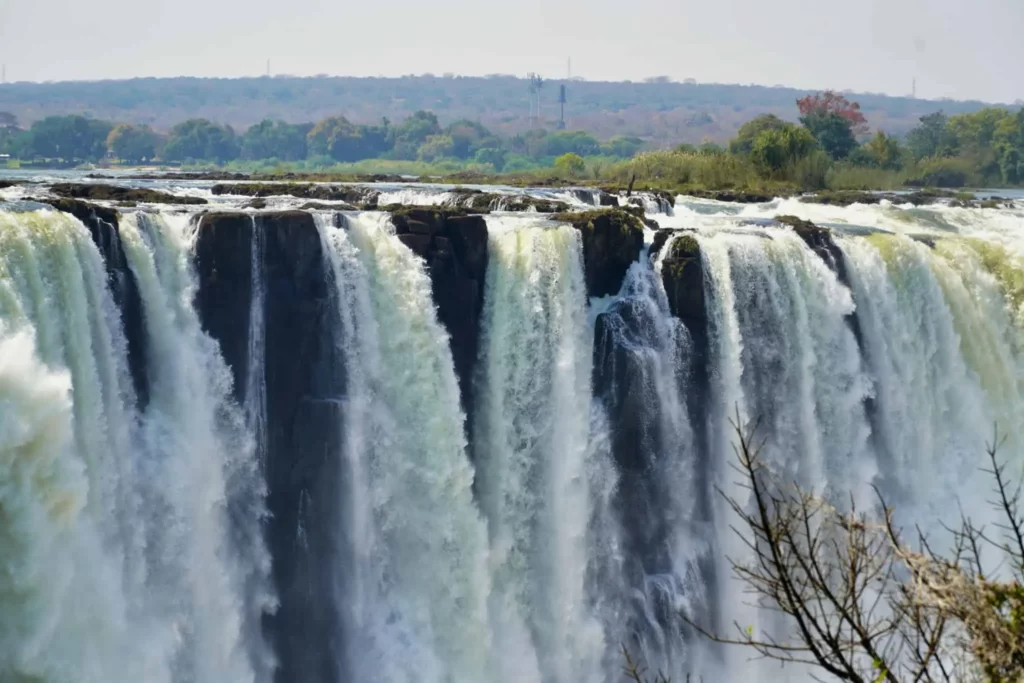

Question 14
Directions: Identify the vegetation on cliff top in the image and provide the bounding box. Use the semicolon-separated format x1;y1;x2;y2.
3;90;1024;196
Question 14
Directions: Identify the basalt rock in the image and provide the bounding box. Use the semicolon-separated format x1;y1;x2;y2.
50;182;208;205
451;190;569;213
389;207;489;417
194;210;343;683
554;209;646;298
774;215;852;288
211;182;380;206
42;198;149;409
686;189;781;203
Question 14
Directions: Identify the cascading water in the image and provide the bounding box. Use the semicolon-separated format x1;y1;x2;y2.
473;215;606;683
316;211;492;683
5;183;1024;683
0;207;272;683
590;236;709;680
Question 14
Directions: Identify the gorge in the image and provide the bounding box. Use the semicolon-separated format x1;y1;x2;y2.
1;177;1023;683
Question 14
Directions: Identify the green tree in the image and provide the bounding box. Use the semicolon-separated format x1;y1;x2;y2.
391;110;442;159
544;130;600;157
601;135;645;158
417;134;455;162
862;131;904;170
25;115;113;162
905;112;956;160
307;116;389;162
106;124;162;163
0;112;24;156
162;119;239;163
993;110;1024;184
240;120;311;161
473;147;507;171
800;111;858;160
750;124;818;175
730;114;789;155
554;152;586;176
446;119;495;159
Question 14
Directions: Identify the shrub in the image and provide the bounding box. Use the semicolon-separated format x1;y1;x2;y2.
554;152;586;177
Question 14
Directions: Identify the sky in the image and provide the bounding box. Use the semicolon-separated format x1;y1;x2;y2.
1;0;1021;103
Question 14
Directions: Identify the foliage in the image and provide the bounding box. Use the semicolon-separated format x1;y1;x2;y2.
749;124;818;175
862;131;905;170
905;112;957;160
240;120;311;161
797;90;869;134
801;111;859;160
730;114;790;155
306;115;390;163
908;157;976;188
554;152;586;176
0;75;1001;148
23;115;113;161
163;118;239;163
602;135;646;158
391;110;442;159
106;123;162;163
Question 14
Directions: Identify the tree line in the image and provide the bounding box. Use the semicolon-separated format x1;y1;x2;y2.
0;109;646;172
2;93;1023;187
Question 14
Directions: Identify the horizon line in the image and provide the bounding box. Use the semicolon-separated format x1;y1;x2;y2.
0;71;1011;106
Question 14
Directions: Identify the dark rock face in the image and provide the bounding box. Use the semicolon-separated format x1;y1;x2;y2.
43;198;150;409
389;208;489;415
50;183;208;205
194;210;345;683
686;189;781;203
451;190;569;213
658;233;710;458
554;209;646;298
212;182;379;206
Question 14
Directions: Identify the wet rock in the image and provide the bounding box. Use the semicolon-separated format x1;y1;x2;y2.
41;198;149;409
686;189;782;203
50;182;208;205
194;210;341;683
211;182;380;206
554;209;645;298
388;208;489;416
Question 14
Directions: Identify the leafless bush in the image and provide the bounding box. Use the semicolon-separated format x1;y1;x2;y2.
683;416;1024;683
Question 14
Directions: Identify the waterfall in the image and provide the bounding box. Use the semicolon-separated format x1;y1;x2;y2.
0;207;272;683
316;211;492;683
6;185;1024;683
695;226;877;682
473;215;605;683
591;236;708;680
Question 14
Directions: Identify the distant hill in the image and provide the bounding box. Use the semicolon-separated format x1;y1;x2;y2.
0;75;1004;145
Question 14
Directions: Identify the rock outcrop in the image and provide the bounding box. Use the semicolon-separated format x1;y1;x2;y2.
656;232;710;463
554;209;646;298
194;210;344;683
388;207;489;414
50;182;207;205
43;198;150;408
211;182;379;206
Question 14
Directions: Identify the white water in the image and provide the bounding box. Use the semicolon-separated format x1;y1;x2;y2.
592;238;708;679
0;208;272;683
474;215;605;683
5;188;1024;683
315;211;492;683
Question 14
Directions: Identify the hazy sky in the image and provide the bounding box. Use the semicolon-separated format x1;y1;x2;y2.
1;0;1020;102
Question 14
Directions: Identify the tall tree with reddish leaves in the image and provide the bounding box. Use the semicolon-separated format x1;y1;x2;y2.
797;91;869;134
